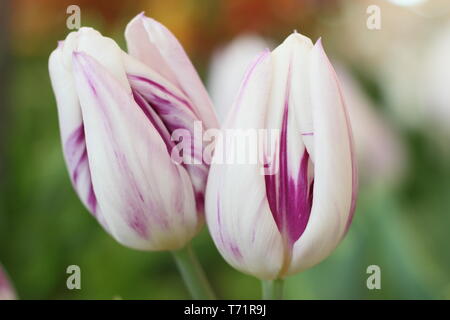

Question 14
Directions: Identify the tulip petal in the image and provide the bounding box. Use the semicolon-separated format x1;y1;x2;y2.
49;28;134;231
206;51;285;280
288;40;357;274
49;43;102;223
124;55;209;212
125;13;218;130
72;52;198;250
263;34;315;265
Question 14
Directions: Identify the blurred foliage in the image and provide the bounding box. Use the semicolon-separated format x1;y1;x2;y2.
0;0;449;299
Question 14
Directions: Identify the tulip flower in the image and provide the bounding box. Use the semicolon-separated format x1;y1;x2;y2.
209;35;404;188
49;14;218;252
205;32;358;288
0;264;16;300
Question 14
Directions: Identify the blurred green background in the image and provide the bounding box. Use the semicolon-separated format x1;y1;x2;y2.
0;0;449;299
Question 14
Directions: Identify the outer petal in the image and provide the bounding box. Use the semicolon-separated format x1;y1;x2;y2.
50;27;136;231
73;52;198;250
49;41;101;223
0;264;16;300
288;40;357;274
205;51;285;280
125;13;218;130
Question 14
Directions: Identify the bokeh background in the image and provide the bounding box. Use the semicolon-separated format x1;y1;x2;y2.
0;0;449;299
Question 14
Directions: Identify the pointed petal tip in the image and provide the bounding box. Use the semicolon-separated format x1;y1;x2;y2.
129;11;147;24
315;37;323;46
312;37;327;56
280;31;314;51
126;11;158;40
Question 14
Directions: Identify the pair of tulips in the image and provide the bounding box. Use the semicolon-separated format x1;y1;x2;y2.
49;13;357;297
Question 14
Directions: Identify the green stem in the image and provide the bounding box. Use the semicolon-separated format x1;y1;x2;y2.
172;243;216;300
261;279;284;300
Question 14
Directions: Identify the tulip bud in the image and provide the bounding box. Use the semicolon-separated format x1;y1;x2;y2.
0;264;16;300
49;14;218;251
205;33;358;280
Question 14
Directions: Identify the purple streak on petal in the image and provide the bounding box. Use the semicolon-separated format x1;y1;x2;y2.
239;49;270;98
216;193;242;260
128;75;197;115
301;132;314;136
232;49;270;118
73;52;165;239
133;89;174;153
285;151;314;244
264;62;313;247
87;184;97;214
64;124;98;215
128;74;208;214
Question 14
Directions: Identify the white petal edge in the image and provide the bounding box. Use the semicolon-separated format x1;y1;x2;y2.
288;40;357;275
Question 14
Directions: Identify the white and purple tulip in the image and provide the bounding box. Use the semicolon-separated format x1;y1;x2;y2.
49;14;218;251
205;33;358;280
0;264;16;300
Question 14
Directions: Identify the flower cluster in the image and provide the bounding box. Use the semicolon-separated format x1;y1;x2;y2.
49;13;357;292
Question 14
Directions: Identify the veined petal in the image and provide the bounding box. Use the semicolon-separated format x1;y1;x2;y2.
288;40;357;274
206;51;285;280
72;52;198;250
49;43;102;224
124;54;209;213
264;34;315;258
50;27;133;229
63;27;130;90
125;13;218;130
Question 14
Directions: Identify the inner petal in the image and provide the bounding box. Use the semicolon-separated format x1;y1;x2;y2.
128;74;209;212
263;34;315;248
264;102;314;247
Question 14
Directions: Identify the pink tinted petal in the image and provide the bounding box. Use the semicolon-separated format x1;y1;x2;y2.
73;52;198;250
125;13;218;130
128;72;208;213
49;45;107;228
